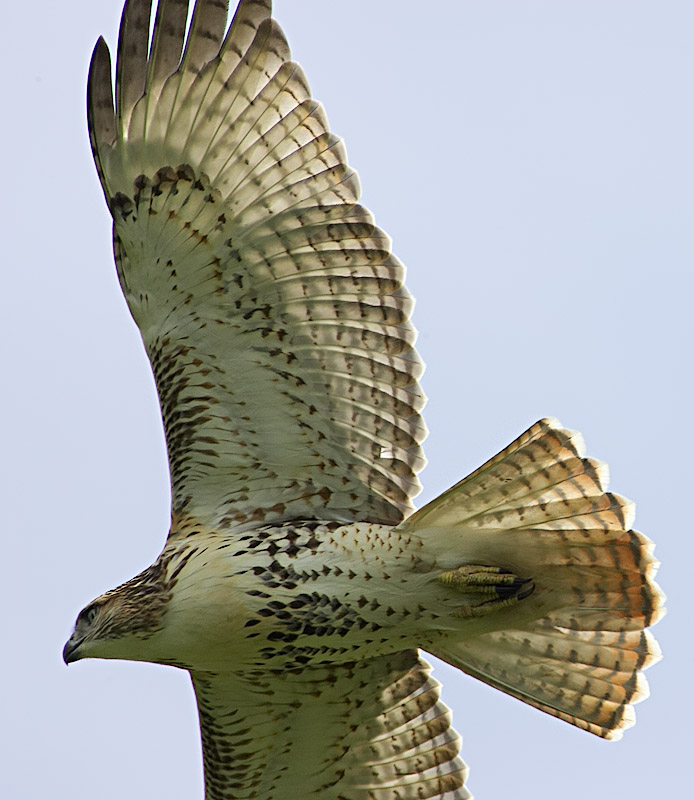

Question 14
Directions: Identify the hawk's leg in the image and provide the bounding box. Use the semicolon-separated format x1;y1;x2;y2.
437;565;535;618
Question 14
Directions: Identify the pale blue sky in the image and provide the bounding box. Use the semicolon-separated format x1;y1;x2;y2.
2;1;692;797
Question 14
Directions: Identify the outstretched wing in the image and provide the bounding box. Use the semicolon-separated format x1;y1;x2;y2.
88;0;426;532
191;649;470;800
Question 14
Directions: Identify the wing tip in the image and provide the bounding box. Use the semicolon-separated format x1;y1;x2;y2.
88;35;117;195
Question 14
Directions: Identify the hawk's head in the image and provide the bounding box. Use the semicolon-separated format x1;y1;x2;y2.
62;537;256;670
63;558;173;666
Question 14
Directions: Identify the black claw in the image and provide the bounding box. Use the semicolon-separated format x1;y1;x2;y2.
517;579;536;601
495;576;535;601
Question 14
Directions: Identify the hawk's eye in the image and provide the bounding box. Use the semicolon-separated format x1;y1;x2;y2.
81;604;99;625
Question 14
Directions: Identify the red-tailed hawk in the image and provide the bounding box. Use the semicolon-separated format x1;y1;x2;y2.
63;1;664;798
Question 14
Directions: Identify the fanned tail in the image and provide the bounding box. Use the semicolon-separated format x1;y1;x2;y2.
401;418;664;739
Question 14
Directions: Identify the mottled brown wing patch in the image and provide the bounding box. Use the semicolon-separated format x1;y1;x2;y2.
89;0;426;530
192;650;470;799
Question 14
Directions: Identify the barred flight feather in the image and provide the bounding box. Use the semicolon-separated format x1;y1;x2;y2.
89;0;426;530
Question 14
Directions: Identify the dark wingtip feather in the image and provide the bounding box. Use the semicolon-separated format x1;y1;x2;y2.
182;0;230;72
147;0;189;97
88;38;116;144
223;0;273;55
88;37;116;196
116;0;153;127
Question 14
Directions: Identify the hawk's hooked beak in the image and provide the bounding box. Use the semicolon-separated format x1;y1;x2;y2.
62;634;84;665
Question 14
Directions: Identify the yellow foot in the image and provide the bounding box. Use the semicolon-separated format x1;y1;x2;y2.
437;565;535;618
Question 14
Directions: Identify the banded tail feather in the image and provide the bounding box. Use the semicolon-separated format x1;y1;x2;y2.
401;417;664;739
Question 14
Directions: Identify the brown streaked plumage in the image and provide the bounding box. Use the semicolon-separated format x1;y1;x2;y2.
64;2;664;798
